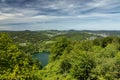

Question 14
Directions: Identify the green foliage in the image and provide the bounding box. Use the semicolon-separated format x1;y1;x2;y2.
0;33;42;79
70;51;95;80
1;32;120;80
60;59;71;73
78;40;93;51
43;36;120;80
50;37;70;62
115;52;120;78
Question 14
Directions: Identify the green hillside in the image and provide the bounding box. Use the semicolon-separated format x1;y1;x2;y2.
0;30;120;80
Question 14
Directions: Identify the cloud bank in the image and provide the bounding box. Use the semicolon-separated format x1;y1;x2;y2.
0;0;120;30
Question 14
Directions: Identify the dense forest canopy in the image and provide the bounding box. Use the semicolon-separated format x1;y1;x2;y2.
0;31;120;80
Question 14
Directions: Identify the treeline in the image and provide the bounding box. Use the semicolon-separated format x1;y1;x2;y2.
1;33;120;80
85;30;120;36
0;30;96;53
0;30;96;42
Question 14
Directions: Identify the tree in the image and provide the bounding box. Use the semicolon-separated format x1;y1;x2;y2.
60;59;71;74
78;40;93;51
71;51;95;80
50;37;70;62
0;33;42;79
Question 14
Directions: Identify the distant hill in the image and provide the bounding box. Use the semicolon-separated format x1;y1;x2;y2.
0;30;120;43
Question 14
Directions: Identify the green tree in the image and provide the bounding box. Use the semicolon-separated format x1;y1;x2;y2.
60;59;71;74
50;37;70;62
71;51;95;80
0;33;42;79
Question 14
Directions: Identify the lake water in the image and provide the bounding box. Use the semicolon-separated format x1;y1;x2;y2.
32;52;49;67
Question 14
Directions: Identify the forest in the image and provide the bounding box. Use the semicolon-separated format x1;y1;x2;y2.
0;30;120;80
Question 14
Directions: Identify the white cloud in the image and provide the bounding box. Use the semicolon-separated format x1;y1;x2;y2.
86;0;120;10
0;26;12;30
0;0;120;31
0;12;120;25
0;13;23;20
87;0;108;8
0;8;40;22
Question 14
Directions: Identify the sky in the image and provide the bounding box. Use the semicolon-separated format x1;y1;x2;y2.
0;0;120;31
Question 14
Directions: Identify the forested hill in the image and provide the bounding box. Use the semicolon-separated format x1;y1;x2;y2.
0;30;120;79
83;30;120;36
1;30;120;43
0;30;97;53
0;30;120;53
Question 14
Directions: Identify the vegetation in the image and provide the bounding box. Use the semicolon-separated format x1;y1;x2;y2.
0;30;120;80
0;33;42;79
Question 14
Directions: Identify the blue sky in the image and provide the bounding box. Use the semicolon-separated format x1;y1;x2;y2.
0;0;120;30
